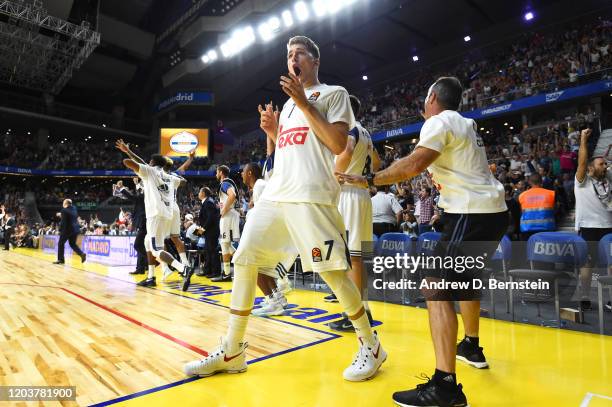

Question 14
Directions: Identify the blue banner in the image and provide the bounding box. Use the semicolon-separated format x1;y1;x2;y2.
372;79;612;142
0;166;218;177
156;91;214;112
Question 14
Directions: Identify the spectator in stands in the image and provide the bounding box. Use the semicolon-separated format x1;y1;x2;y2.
518;174;556;240
1;206;16;250
417;187;435;235
505;184;521;240
574;128;612;310
371;186;402;237
399;211;418;239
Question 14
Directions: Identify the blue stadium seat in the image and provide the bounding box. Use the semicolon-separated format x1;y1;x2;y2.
375;233;413;303
509;232;588;325
416;231;442;256
597;233;612;334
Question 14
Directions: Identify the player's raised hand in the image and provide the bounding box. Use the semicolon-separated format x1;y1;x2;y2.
258;102;279;137
115;139;129;153
280;72;308;109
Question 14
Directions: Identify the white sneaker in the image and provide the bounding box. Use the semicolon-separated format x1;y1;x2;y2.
183;339;248;377
252;297;285;316
273;289;288;307
276;277;292;294
162;264;174;281
343;332;387;381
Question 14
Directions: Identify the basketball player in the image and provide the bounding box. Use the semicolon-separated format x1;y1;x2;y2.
162;154;194;281
119;147;194;291
213;165;240;282
328;94;380;332
337;77;507;406
241;162;288;317
184;36;386;381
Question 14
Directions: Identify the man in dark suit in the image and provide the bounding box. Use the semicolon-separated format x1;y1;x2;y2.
118;178;148;274
2;207;16;251
54;199;86;264
198;187;221;277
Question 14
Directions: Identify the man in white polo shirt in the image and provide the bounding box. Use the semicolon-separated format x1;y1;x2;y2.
575;128;612;311
372;186;403;237
338;77;507;407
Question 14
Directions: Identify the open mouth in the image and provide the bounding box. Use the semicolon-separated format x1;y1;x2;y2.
293;65;301;77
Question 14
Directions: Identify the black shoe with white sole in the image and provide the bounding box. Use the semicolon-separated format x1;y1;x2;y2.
328;310;374;332
456;337;488;369
392;376;469;407
137;277;156;287
182;266;195;291
323;293;338;303
605;301;612;312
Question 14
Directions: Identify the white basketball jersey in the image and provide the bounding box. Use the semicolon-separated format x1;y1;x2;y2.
136;164;173;219
262;83;355;206
341;121;373;188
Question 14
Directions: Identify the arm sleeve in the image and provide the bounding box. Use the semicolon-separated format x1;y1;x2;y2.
326;87;356;129
416;116;449;153
390;196;403;214
136;163;151;179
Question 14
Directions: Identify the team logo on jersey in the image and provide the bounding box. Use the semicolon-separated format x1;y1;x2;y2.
308;92;320;102
312;247;322;262
278;126;309;149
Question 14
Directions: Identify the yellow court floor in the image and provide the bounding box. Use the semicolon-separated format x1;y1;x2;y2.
1;248;611;407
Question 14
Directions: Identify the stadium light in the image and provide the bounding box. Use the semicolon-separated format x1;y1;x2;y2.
504;122;508;126
281;10;294;27
201;54;210;63
362;75;368;80
295;1;309;21
524;11;534;21
221;26;255;58
464;35;471;42
412;55;419;62
207;49;218;61
259;16;281;42
312;0;328;18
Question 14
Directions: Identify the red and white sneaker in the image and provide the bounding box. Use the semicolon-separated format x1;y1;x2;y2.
343;331;386;381
183;339;248;377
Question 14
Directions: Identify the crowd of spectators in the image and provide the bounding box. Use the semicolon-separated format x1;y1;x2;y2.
358;18;611;131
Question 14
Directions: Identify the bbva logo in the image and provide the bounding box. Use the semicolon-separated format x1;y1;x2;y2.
381;240;406;250
533;242;575;256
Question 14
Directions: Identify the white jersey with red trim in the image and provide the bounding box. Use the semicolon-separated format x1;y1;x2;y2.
341;121;373;188
261;83;355;206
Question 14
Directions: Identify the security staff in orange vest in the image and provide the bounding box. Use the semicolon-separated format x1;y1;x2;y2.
518;173;556;240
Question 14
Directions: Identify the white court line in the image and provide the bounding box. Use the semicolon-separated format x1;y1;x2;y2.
581;392;612;407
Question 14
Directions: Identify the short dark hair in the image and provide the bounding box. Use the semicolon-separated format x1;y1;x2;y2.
245;162;262;180
422;186;431;195
217;165;230;176
529;173;542;186
150;154;167;168
287;36;320;59
200;187;213;197
588;156;604;167
431;77;463;111
349;95;361;118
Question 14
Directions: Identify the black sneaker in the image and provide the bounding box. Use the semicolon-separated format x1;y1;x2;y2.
457;338;489;369
129;269;145;275
211;273;231;282
324;293;338;303
53;261;65;265
605;301;612;312
392;376;468;407
456;338;488;369
80;253;87;263
328;310;374;332
182;266;195;291
137;277;156;287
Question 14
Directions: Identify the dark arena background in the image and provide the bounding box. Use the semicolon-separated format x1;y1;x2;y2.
0;0;611;406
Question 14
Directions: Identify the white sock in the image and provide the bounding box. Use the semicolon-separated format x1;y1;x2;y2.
147;265;155;279
171;259;185;273
352;313;375;346
225;313;248;354
179;252;188;264
363;300;370;311
162;262;171;274
223;262;231;276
